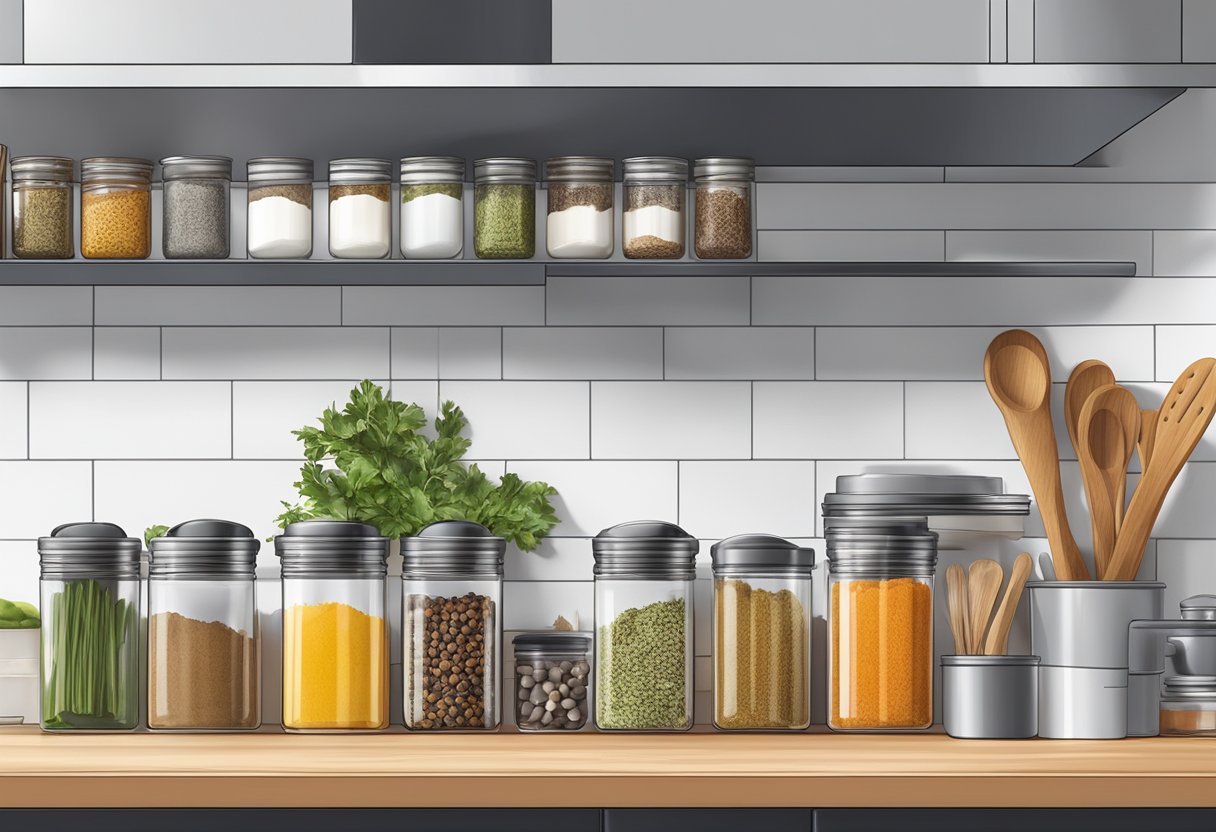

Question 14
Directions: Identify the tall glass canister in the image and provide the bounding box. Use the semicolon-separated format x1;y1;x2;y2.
402;520;504;731
38;522;141;731
276;520;389;732
623;156;687;259
544;156;614;259
711;534;814;731
593;520;697;731
328;158;392;259
147;519;260;731
473;157;536;259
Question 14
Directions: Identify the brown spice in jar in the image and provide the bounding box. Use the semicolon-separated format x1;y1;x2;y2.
408;591;496;729
624;234;684;259
695;187;752;259
250;183;313;209
329;183;389;203
82;189;151;259
626;184;683;212
1160;707;1216;735
13;187;73;259
148;611;258;729
548;182;613;213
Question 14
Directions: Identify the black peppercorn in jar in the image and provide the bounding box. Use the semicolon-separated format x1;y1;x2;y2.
10;156;74;259
694;157;754;260
161;156;232;259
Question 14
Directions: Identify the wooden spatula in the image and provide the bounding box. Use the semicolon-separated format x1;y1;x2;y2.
1077;384;1141;578
1139;408;1158;470
984;553;1033;656
967;559;1004;654
1108;358;1216;580
946;563;969;655
1065;360;1115;458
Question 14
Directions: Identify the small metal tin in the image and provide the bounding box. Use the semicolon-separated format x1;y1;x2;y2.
941;655;1039;739
401;520;505;579
1182;594;1216;621
592;520;698;580
148;518;259;579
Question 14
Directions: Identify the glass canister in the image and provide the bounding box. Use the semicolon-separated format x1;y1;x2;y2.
402;520;504;731
161;155;231;259
147;519;260;731
328;158;392;259
512;632;591;732
623;156;687;260
711;534;813;731
80;157;153;260
827;518;938;732
1160;676;1216;736
38;522;141;731
593;520;697;731
276;520;389;732
473;157;536;259
693;157;754;260
10;156;74;259
545;156;614;259
400;156;464;259
247;157;314;259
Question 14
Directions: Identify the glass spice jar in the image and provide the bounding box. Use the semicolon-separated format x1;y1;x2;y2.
545;156;614;259
400;156;465;259
247;157;314;259
1160;676;1216;736
474;157;536;259
693;157;754;260
147;519;260;732
276;520;390;732
80;157;153;259
161;155;231;259
513;632;592;732
10;156;74;259
402;521;504;731
711;534;814;732
328;158;392;259
38;522;141;731
593;521;697;732
623;156;687;260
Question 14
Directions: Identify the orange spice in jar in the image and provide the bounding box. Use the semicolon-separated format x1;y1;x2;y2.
80;157;153;259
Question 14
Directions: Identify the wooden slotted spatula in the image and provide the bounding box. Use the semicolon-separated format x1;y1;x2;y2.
1108;358;1216;581
945;563;970;655
1077;384;1141;578
984;553;1033;656
1139;408;1158;470
967;559;1003;654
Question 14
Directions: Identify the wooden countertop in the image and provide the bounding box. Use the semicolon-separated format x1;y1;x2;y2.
0;726;1213;808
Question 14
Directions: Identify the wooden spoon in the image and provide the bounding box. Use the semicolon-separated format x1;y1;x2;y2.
1065;359;1116;459
984;553;1033;656
967;559;1004;654
984;330;1089;580
1077;384;1141;578
945;563;970;655
1139;407;1158;470
1108;358;1216;581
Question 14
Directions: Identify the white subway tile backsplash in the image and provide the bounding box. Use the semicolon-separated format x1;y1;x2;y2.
946;230;1153;277
0;542;40;612
665;327;815;381
233;380;385;459
505;538;593;582
905;382;1017;459
547;276;750;326
591;382;751;459
344;286;545;326
1157;540;1216;613
0;383;27;460
1155;326;1216;381
0;287;92;326
503;581;593;632
754;382;903;459
29;381;231;460
758;231;944;262
93;328;161;380
506;461;678;538
0;328;92;380
1154;231;1216;277
390;328;439;379
163;327;388;380
1154;463;1216;539
679;461;817;539
503;328;663;380
0;462;92;539
95;287;340;326
438;328;502;380
438;381;590;459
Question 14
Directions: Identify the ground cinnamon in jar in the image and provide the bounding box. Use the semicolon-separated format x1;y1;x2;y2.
148;611;258;729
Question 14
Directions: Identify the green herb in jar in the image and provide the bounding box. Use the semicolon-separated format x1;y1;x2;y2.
474;183;535;259
402;182;463;204
596;597;688;729
13;187;73;259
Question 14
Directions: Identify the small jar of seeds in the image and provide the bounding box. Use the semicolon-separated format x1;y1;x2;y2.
693;157;754;260
11;156;75;259
161;156;232;259
247;157;314;259
623;157;687;260
402;521;504;731
473;157;536;259
513;632;592;731
81;157;153;260
545;156;614;259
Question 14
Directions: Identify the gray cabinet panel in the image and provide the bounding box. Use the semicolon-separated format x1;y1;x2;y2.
353;0;551;64
0;0;19;63
1184;0;1216;61
1035;0;1182;63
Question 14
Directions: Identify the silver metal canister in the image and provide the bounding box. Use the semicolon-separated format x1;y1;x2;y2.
941;655;1039;739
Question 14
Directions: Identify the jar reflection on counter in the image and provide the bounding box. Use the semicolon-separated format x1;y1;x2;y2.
693;157;754;260
80;157;153;259
10;156;74;259
623;156;687;259
474;157;536;259
247;157;314;259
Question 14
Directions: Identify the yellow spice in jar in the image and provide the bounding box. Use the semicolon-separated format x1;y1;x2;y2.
82;189;151;259
282;602;388;730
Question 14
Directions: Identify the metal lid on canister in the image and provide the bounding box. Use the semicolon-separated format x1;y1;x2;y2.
592;520;698;580
148;519;260;579
823;473;1030;517
39;522;142;580
623;156;688;183
1162;675;1216;699
826;516;938;576
399;156;465;184
693;157;754;182
160;155;232;180
710;533;814;577
512;631;592;657
328;158;392;183
1182;595;1216;621
545;156;613;182
474;157;537;184
274;519;388;577
401;520;505;578
247;156;314;184
10;156;73;182
80;157;153;184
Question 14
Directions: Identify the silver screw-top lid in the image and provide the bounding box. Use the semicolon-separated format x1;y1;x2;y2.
149;519;260;579
275;519;388;578
39;522;142;580
710;533;814;577
545;156;614;183
400;156;465;185
81;157;153;185
1182;595;1216;621
247;156;314;184
401;520;506;579
328;158;392;184
826;516;938;576
592;520;698;580
160;155;232;180
693;157;755;182
823;473;1030;518
623;156;688;183
512;631;592;657
474;157;537;184
10;156;73;183
1163;675;1216;699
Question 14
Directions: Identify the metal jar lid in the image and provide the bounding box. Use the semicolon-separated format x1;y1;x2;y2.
328;158;392;184
1182;595;1216;621
81;157;153;185
10;156;73;183
824;474;1030;517
693;157;755;182
710;533;814;577
39;522;141;580
148;519;260;579
160;155;232;181
545;156;613;183
826;518;938;576
623;156;688;183
401;520;505;579
474;157;537;184
1163;675;1216;699
941;655;1040;667
247;156;314;184
592;520;698;580
275;519;388;578
512;631;592;657
400;156;465;185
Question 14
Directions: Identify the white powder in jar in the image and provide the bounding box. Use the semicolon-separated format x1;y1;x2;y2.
400;192;463;259
624;205;683;246
329;193;390;259
247;195;312;259
546;205;613;259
